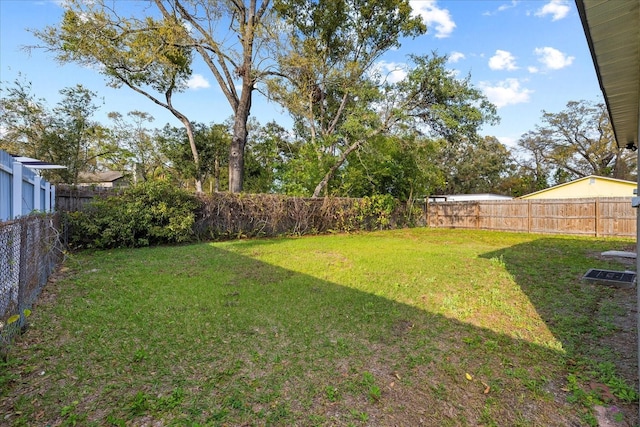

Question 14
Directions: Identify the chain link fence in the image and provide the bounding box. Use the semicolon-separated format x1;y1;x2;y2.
0;213;64;357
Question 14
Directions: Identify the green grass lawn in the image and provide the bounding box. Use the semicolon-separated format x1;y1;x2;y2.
1;228;637;426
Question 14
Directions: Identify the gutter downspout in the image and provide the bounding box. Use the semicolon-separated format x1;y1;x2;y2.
633;108;640;423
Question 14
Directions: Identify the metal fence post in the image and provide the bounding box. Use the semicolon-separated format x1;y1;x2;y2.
11;161;23;219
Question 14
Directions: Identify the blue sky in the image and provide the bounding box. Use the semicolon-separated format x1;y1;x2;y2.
0;0;603;149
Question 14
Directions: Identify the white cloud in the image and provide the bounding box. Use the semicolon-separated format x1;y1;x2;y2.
483;0;519;16
448;51;465;63
410;0;456;39
535;0;570;21
479;78;533;108
488;50;518;71
186;74;210;90
527;66;539;73
182;21;194;34
497;0;519;13
534;47;574;70
372;61;407;84
496;135;518;148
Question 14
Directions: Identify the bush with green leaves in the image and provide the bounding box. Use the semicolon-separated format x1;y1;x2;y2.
65;181;201;249
335;194;400;231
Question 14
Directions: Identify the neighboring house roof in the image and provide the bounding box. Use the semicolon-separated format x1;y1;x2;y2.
428;193;513;202
78;171;125;183
520;175;636;200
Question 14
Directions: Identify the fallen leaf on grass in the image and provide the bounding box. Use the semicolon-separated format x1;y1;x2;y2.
481;381;490;394
465;373;473;381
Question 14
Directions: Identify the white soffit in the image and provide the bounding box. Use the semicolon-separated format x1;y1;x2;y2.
576;0;640;148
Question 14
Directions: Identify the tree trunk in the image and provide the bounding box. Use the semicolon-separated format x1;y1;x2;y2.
177;116;203;193
229;123;246;193
229;82;253;193
214;156;220;192
312;138;363;197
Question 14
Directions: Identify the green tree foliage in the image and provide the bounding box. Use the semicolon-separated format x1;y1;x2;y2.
0;77;47;158
270;0;428;197
36;0;276;193
243;120;295;193
517;100;636;183
156;122;230;192
0;79;113;184
65;180;201;248
269;3;498;197
336;134;442;199
107;111;167;182
437;136;515;195
34;1;206;191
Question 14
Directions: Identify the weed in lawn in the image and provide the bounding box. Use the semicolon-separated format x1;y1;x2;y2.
325;385;340;402
489;255;506;268
207;407;229;422
60;400;88;426
357;371;382;402
157;387;185;411
610;405;625;422
132;348;147;363
307;413;327;425
431;383;447;400
368;384;381;402
106;414;126;426
505;367;549;397
349;408;369;423
265;401;290;424
592;361;639;403
223;391;247;411
0;358;19;394
129;391;151;416
479;397;498;427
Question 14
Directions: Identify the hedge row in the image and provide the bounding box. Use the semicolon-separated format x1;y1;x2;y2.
64;181;425;249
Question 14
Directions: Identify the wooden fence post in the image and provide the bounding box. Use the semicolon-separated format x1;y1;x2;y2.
425;198;430;227
595;198;600;237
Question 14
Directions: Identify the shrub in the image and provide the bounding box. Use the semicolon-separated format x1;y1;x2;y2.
65;181;201;249
195;193;423;239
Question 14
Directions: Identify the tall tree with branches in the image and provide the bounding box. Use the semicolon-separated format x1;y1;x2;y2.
34;0;275;193
518;100;636;183
269;2;497;197
34;3;205;190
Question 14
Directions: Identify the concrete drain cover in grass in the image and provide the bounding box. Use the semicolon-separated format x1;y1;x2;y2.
582;269;636;288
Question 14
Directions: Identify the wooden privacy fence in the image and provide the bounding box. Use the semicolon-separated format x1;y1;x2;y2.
55;185;118;212
426;197;636;238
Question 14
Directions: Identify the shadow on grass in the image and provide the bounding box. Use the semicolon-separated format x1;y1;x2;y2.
481;237;639;426
3;238;620;426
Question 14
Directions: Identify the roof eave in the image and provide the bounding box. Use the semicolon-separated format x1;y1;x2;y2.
575;0;640;150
